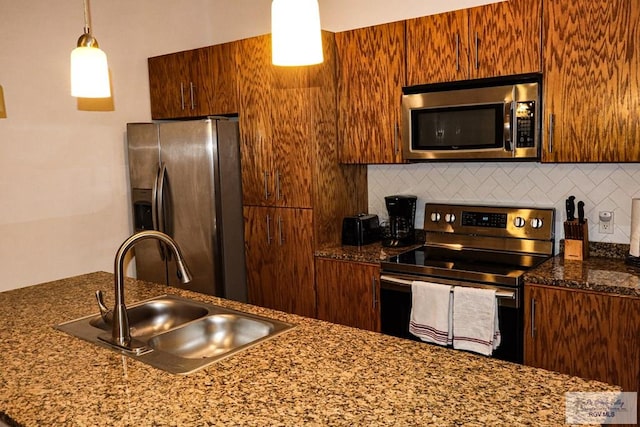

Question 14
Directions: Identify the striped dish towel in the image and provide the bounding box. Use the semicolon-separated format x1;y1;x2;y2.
409;281;453;346
452;286;501;356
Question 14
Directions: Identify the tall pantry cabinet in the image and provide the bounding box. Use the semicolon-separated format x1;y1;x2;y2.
236;33;367;318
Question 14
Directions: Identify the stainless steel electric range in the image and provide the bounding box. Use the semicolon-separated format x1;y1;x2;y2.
380;203;555;363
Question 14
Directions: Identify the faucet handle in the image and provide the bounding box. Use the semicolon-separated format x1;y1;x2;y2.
95;290;112;324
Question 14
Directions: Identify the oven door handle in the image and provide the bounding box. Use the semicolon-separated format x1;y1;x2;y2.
379;275;516;300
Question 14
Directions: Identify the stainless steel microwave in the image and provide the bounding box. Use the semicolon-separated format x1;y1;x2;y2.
402;75;541;161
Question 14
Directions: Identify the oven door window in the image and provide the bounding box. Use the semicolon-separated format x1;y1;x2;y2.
411;103;504;150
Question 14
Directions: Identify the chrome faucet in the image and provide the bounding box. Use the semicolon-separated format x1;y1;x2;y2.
96;230;192;353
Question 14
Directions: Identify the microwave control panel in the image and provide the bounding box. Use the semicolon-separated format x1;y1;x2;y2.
515;101;536;148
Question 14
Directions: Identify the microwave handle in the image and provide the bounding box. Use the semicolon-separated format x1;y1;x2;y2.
504;101;515;152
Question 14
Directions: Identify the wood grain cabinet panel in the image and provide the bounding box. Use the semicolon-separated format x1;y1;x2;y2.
336;22;405;164
407;0;541;85
542;0;640;162
243;206;316;318
316;259;380;332
148;42;237;119
524;284;640;396
238;33;367;318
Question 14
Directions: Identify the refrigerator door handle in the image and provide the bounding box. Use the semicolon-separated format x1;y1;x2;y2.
153;163;168;261
157;162;172;261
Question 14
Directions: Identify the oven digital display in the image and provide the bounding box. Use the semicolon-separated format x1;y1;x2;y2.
461;211;507;228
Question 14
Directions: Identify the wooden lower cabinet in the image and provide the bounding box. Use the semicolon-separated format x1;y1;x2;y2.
524;284;640;395
315;258;380;332
244;206;315;318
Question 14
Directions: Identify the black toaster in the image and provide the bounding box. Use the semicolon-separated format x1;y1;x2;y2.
341;214;381;246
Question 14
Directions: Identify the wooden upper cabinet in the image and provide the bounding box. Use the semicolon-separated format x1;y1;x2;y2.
236;35;313;208
407;0;542;85
336;21;405;164
148;42;238;120
468;0;541;79
407;10;469;85
542;0;640;162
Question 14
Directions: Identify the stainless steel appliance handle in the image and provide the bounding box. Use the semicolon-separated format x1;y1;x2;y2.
180;83;185;111
152;164;166;261
266;214;272;245
548;113;555;153
504;101;514;152
157;162;169;260
189;82;195;110
379;275;515;299
530;297;536;338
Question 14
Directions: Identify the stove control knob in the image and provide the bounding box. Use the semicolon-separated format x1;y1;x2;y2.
514;216;526;228
531;218;544;229
430;212;441;222
444;213;456;224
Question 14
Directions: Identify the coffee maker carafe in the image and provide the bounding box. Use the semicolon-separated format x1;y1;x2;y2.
382;195;417;247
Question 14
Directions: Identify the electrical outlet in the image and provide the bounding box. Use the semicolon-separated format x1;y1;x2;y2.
599;211;614;234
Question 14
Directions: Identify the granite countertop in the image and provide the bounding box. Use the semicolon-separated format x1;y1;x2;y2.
524;242;640;298
0;272;617;426
315;241;420;264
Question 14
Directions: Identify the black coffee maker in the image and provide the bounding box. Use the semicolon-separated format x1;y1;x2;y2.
382;195;417;247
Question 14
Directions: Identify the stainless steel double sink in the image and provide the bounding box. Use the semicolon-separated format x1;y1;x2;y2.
55;295;294;374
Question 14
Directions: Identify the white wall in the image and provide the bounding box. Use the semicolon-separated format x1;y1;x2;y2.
369;163;640;252
0;0;502;291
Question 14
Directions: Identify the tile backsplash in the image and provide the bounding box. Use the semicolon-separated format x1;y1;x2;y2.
368;162;640;253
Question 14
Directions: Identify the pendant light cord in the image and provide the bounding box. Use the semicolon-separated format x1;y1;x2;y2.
83;0;91;34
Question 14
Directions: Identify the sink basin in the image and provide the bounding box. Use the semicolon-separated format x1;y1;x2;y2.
55;295;294;374
88;297;209;338
148;314;274;359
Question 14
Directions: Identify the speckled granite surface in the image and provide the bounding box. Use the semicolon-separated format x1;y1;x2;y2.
525;243;640;298
0;272;618;426
315;241;421;264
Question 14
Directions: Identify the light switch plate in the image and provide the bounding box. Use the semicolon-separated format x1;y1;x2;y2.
0;85;6;118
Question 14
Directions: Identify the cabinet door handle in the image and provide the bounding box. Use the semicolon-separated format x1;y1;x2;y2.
530;297;536;338
180;82;185;111
393;123;399;155
189;82;196;110
474;32;479;70
266;215;272;245
455;33;460;71
263;171;270;200
278;216;284;246
275;170;281;201
372;276;378;309
548;114;555;154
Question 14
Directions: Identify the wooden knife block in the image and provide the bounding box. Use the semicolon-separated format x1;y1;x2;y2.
564;220;589;261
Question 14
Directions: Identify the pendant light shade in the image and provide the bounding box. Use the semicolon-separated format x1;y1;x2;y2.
70;0;110;98
271;0;323;66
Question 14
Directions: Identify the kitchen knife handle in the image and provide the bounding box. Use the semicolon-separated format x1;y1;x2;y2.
577;201;585;224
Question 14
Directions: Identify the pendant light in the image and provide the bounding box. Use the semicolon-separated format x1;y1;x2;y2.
271;0;323;66
70;0;110;98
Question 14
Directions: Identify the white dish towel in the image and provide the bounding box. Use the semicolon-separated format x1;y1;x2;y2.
452;286;501;356
409;281;453;346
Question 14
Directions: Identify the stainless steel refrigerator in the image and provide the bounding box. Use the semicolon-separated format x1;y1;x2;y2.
126;118;246;302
